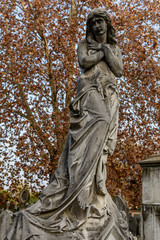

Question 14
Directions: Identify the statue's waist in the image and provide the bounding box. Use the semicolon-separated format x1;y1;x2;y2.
82;60;115;78
80;68;116;85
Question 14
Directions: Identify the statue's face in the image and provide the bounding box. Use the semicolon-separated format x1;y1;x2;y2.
91;16;107;37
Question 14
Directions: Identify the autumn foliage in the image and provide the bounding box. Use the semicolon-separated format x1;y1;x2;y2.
1;0;159;209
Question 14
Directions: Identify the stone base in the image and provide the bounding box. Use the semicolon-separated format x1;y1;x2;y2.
40;193;136;240
4;192;136;240
44;215;135;240
99;217;128;240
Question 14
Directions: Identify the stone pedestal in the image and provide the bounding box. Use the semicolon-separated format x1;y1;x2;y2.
139;154;160;240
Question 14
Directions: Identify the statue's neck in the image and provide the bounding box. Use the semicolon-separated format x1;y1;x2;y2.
95;33;107;43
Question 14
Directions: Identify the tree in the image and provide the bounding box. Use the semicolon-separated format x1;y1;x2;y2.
1;0;159;208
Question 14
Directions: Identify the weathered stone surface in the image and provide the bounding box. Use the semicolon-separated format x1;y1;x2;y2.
5;8;136;240
113;190;129;224
0;210;13;240
139;154;160;240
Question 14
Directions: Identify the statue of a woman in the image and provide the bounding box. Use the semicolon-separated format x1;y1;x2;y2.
6;8;125;240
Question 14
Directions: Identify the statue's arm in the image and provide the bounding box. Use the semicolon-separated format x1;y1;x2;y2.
77;42;104;70
102;44;123;77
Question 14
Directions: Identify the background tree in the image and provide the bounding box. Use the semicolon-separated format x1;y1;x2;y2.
1;0;159;208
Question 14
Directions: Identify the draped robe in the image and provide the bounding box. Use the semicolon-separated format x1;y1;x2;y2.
6;41;121;240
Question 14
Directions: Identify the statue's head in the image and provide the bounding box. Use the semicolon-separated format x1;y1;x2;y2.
86;8;116;44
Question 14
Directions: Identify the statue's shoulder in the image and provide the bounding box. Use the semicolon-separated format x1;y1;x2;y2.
77;39;88;51
78;39;87;45
109;44;122;57
115;44;122;57
115;44;121;51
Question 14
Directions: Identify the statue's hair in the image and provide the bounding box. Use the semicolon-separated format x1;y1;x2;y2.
86;8;117;45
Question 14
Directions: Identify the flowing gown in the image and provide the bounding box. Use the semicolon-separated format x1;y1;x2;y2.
6;41;121;240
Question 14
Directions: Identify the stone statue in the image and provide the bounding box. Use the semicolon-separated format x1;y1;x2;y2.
5;8;136;240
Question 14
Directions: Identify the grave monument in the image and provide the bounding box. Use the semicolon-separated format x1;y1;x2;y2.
139;154;160;240
5;8;136;240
